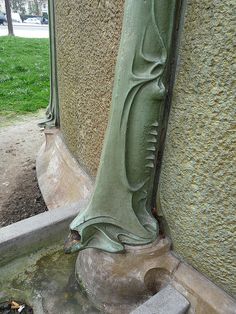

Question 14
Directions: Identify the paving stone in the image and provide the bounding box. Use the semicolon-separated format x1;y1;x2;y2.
131;285;189;314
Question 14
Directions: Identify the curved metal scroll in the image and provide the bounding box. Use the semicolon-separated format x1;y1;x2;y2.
39;0;60;128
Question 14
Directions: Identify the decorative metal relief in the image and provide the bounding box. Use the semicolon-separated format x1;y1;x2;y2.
39;0;60;128
65;0;179;253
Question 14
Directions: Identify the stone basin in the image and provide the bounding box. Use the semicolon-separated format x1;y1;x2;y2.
0;245;100;314
0;202;100;314
0;202;235;314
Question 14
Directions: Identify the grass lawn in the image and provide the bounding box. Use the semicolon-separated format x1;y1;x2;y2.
0;36;49;118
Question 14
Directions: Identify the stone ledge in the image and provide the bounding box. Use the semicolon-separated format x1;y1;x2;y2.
131;285;189;314
0;201;87;266
75;240;236;313
172;259;236;314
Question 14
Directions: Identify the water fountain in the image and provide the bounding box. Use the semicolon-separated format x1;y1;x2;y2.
0;1;235;313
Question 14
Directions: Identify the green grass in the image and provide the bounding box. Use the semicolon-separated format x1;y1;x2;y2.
0;36;50;117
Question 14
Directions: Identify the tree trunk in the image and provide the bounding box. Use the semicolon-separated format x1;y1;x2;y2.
33;0;40;15
4;0;14;36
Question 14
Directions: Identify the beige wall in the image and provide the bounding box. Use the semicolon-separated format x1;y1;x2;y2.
55;0;124;177
159;0;235;297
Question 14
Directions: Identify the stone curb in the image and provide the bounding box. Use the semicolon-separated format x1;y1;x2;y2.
0;201;87;266
130;284;189;314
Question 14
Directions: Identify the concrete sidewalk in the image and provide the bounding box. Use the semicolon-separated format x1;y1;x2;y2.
0;24;49;38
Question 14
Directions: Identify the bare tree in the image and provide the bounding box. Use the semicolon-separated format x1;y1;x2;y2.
4;0;14;36
11;0;26;15
28;0;44;15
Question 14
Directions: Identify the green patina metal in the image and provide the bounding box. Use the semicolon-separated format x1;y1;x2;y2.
66;0;180;253
39;0;60;128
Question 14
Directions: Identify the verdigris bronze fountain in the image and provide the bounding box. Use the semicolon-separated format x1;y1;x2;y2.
1;1;235;313
65;0;182;312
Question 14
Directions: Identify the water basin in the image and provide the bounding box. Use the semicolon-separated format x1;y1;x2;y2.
0;245;100;314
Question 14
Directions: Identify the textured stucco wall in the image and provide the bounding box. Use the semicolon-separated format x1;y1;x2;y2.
159;0;236;296
55;0;124;176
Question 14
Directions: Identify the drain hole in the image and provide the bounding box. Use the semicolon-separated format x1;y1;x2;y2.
144;268;171;295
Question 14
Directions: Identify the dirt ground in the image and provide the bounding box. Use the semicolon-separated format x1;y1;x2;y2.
0;112;48;227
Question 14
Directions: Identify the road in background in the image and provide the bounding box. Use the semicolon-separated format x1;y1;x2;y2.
0;24;49;38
